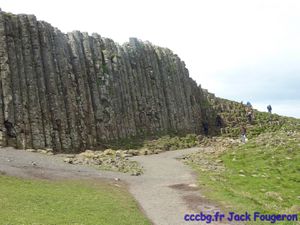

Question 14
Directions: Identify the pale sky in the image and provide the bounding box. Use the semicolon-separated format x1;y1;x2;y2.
1;0;299;118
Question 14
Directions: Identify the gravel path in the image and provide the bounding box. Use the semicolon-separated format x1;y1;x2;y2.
0;146;229;225
0;146;128;181
128;148;230;225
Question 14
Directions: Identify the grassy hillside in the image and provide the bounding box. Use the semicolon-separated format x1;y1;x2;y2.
184;113;300;224
0;176;151;225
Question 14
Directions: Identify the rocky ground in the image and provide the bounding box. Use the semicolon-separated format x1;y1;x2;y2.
182;137;241;172
56;134;241;177
60;134;201;176
61;149;143;176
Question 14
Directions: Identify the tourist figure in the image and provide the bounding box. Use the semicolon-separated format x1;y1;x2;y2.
202;122;209;136
240;125;247;143
216;115;223;128
246;109;253;124
267;105;272;114
245;101;253;124
4;120;16;138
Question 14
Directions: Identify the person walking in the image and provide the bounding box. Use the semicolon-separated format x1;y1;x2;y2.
246;108;253;124
240;125;247;143
202;121;209;136
267;105;272;114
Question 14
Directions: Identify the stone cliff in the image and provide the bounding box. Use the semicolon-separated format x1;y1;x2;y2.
0;10;218;152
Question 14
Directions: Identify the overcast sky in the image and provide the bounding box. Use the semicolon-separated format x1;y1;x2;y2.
1;0;299;118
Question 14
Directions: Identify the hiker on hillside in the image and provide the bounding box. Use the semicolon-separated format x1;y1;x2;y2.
240;125;247;143
267;105;272;114
216;115;223;128
246;108;253;124
202;122;209;136
4;120;16;138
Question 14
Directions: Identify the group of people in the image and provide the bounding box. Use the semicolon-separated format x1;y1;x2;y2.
201;101;272;142
240;103;273;143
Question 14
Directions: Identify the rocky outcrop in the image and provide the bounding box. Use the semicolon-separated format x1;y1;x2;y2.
0;10;216;152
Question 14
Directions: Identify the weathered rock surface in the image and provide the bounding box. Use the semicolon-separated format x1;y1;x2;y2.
0;10;218;152
62;149;143;176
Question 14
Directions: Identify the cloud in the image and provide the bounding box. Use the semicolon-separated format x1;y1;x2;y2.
255;100;300;118
207;56;300;103
1;0;299;118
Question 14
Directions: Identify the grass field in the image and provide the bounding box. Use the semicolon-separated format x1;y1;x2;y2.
0;175;151;225
188;117;300;225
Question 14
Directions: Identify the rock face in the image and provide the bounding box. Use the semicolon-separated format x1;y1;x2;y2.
0;10;217;152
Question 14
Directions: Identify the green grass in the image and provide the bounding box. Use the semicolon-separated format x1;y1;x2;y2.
189;126;300;225
0;176;151;225
221;111;300;138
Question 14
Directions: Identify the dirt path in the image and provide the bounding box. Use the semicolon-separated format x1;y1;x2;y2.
0;146;129;181
0;146;229;225
127;148;229;225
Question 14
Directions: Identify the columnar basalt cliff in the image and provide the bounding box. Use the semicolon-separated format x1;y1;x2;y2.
0;10;218;152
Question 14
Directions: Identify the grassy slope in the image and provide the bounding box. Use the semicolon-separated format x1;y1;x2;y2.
0;176;151;225
188;114;300;225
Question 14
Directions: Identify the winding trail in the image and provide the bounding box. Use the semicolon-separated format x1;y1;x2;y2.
0;147;229;225
128;148;228;225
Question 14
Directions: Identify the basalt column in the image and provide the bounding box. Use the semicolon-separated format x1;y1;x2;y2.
0;10;217;152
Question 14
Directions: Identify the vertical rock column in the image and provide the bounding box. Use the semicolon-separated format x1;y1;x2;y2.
29;18;54;149
0;11;7;146
38;22;63;150
0;10;221;151
19;15;46;149
0;12;15;146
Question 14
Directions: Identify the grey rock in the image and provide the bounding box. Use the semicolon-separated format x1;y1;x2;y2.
0;10;223;152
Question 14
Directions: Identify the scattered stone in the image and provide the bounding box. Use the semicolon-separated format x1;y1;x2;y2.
63;158;73;164
128;149;139;156
62;149;143;175
265;192;283;201
37;149;48;154
79;150;96;158
139;148;150;156
103;149;115;156
116;150;122;157
197;135;205;142
122;153;133;158
131;171;142;176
